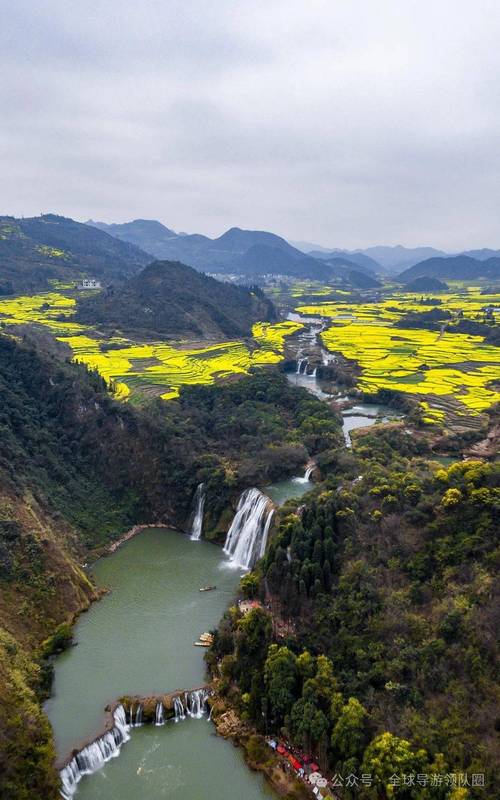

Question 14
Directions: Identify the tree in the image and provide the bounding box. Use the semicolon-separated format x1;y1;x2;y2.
303;655;338;713
331;697;367;763
361;732;429;798
235;608;272;692
264;645;298;726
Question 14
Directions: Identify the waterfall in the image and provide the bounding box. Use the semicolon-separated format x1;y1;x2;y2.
223;488;274;569
155;702;165;726
190;483;206;540
259;509;274;560
296;357;308;374
59;705;130;799
173;696;186;722
311;367;317;378
186;688;209;719
293;464;315;485
134;705;142;727
304;464;315;481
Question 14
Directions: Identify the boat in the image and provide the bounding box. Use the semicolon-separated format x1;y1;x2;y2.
199;632;214;642
193;641;211;647
199;585;216;592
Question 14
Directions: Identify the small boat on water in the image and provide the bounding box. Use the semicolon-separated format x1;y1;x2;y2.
194;631;214;647
199;585;216;592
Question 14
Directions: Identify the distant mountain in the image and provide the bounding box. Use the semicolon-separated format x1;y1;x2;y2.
460;248;500;261
347;270;381;289
358;245;449;272
88;218;179;254
309;252;379;275
76;260;277;339
231;244;332;281
398;255;500;282
405;276;449;292
289;240;333;254
0;214;150;294
87;220;335;281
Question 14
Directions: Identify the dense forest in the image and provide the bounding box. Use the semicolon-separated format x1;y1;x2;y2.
0;332;341;800
76;259;278;339
210;425;500;799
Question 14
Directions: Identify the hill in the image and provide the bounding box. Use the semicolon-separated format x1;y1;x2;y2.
405;276;449;291
347;269;381;289
87;220;333;281
308;249;381;274
398;254;500;282
88;218;180;254
76;259;277;339
232;244;332;281
359;244;449;272
0;215;151;294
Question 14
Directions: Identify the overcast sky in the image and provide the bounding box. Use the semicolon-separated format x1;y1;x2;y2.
1;1;499;249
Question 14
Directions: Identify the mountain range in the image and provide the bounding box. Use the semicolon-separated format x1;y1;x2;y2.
398;255;500;282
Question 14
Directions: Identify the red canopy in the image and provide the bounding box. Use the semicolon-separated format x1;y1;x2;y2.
277;745;287;755
288;756;302;771
310;763;320;772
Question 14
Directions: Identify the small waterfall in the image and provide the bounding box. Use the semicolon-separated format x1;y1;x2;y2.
173;696;186;722
134;705;143;727
304;464;315;481
187;688;209;719
155;702;165;726
59;705;130;799
293;464;315;485
223;488;274;569
259;509;274;559
190;483;206;540
296;357;308;374
311;367;317;378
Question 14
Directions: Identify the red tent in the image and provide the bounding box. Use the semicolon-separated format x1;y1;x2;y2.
309;762;320;772
288;756;302;771
277;745;287;755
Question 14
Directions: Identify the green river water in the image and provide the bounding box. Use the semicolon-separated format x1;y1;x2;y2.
46;476;313;800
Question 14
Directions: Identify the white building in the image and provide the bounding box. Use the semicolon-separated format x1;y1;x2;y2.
79;278;101;290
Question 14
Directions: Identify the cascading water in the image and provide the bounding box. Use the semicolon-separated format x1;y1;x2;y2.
155;702;165;726
173;696;186;722
296;357;308;374
134;705;143;727
59;705;130;799
190;483;206;541
187;688;209;719
223;488;274;570
293;464;315;485
59;692;212;797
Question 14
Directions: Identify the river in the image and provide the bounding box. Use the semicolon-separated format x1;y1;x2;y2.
46;476;314;799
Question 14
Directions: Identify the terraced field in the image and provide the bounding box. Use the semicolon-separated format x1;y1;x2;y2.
296;287;500;416
0;292;302;402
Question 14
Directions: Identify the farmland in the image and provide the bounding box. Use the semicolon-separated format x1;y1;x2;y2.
296;286;500;415
0;291;302;402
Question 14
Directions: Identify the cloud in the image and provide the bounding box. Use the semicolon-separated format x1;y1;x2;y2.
1;0;499;248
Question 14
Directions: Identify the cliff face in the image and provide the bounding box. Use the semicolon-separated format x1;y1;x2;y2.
0;489;96;800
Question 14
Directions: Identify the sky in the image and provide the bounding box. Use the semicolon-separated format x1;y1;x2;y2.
1;0;500;250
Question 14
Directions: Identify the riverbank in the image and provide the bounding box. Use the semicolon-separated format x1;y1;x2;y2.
209;688;311;800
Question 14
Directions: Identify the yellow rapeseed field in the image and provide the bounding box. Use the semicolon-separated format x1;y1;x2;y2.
297;288;500;412
0;292;303;401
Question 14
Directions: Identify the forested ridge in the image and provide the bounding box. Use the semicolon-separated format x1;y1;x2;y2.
210;425;500;799
76;259;278;339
